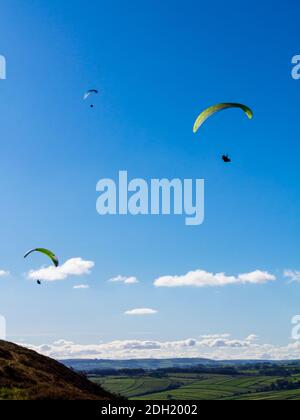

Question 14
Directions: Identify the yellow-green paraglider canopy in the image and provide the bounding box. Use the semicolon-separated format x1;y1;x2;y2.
193;103;253;134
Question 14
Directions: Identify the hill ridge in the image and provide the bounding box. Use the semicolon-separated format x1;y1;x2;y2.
0;340;115;400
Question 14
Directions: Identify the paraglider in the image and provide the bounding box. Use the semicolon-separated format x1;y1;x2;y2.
193;103;253;163
222;154;231;163
193;103;253;134
24;248;59;267
84;89;99;108
37;280;42;286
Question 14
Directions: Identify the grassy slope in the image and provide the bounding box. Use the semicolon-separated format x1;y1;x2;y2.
0;340;116;400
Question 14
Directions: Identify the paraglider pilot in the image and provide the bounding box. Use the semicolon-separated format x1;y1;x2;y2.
222;154;231;163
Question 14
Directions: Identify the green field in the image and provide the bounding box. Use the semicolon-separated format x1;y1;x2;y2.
92;376;174;398
91;371;300;400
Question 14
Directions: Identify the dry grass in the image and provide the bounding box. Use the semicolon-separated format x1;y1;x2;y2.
0;340;116;400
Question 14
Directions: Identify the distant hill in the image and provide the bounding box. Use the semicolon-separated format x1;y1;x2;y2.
62;358;295;372
0;340;116;400
62;358;218;371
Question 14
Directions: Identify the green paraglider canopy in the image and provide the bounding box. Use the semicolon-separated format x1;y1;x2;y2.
24;248;59;267
193;103;253;134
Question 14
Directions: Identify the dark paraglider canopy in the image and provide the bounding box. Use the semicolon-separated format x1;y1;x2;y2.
84;89;98;100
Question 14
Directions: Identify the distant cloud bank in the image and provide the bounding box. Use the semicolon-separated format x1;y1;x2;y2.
154;269;276;288
22;333;300;361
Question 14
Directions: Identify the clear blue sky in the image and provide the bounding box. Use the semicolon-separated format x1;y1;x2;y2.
0;0;300;358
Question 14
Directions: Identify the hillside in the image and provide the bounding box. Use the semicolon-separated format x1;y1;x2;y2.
0;340;116;400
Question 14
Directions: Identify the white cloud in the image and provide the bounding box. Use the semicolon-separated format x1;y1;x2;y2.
238;271;276;284
28;258;95;282
125;308;158;316
73;285;90;290
0;270;9;277
284;270;300;283
22;333;300;361
154;269;276;288
109;275;139;285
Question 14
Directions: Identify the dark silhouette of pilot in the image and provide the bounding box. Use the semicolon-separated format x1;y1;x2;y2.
37;280;42;285
222;154;231;163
